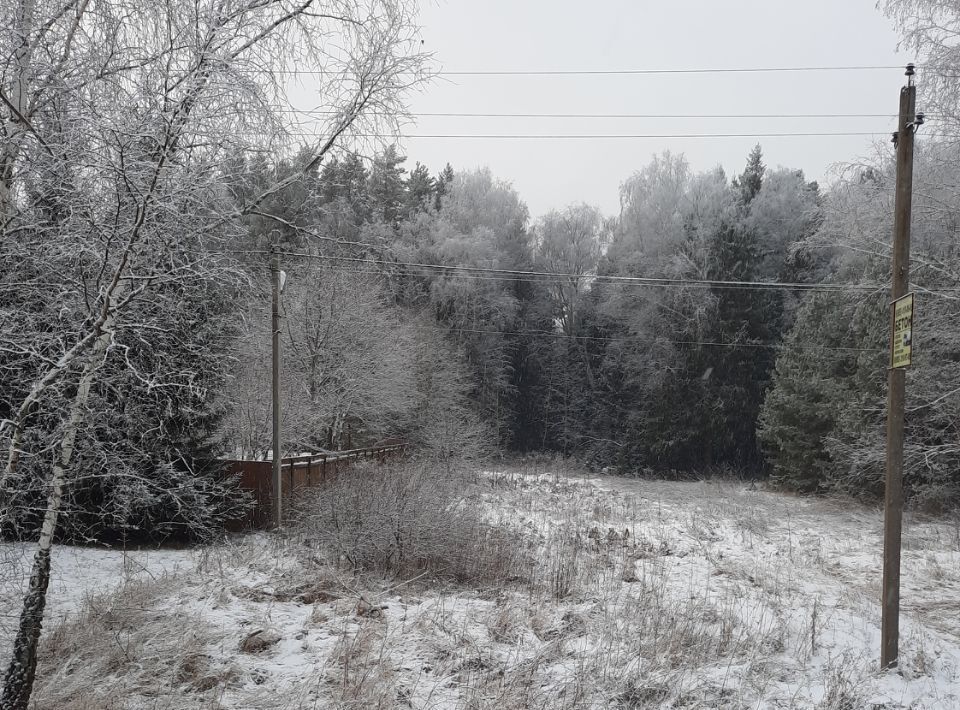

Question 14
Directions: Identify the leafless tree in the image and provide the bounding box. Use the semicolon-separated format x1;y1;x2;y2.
883;0;960;135
226;265;416;453
534;204;606;336
225;263;486;460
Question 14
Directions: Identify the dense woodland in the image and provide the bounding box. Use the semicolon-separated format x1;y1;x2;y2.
1;0;960;546
7;134;960;542
219;138;960;514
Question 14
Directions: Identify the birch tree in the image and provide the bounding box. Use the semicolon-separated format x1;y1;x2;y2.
883;0;960;134
0;0;428;705
534;204;606;336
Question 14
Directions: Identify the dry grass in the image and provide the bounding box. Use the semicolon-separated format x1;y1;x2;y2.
12;466;960;709
30;575;233;709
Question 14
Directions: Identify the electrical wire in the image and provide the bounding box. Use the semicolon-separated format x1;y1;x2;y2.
247;64;910;77
274;109;903;119
221;247;960;296
437;65;909;76
256;261;886;353
195;249;893;352
211;130;890;140
269;249;887;293
430;324;883;354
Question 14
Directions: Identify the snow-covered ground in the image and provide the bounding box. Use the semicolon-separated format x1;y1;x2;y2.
2;468;960;708
0;541;200;655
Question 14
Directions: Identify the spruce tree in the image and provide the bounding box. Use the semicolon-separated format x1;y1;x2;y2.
705;222;781;465
434;163;455;211
405;162;435;216
758;293;885;492
0;257;248;542
733;144;765;204
368;145;407;228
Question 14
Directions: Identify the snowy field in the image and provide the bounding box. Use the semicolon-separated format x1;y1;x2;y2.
3;467;960;709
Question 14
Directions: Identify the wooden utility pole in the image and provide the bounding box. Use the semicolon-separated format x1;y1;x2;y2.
881;63;918;669
271;242;282;528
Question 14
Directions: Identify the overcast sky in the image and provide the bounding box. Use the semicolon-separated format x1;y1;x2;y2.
387;0;911;220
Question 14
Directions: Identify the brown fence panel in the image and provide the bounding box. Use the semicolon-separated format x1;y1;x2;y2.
223;460;273;530
223;442;407;530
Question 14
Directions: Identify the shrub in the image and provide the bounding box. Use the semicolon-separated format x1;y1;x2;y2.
290;459;531;585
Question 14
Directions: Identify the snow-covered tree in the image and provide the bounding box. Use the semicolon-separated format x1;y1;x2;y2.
733;144;766;204
761;139;960;504
535;204;606;335
369;145;408;228
0;0;429;704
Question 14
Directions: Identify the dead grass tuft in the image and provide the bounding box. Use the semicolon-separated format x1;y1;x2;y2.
31;576;231;709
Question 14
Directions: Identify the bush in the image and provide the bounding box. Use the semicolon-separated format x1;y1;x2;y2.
290;459;531;585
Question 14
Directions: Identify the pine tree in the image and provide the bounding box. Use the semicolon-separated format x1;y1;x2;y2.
405;162;435;217
434;163;454;211
733;144;765;204
368;145;407;227
317;154;370;239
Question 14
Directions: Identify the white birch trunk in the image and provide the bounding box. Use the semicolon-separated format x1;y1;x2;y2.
0;318;113;710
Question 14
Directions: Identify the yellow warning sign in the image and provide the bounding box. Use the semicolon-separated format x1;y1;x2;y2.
891;293;914;369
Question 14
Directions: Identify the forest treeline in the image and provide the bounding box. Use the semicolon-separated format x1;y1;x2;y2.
222;140;960;512
5;138;960;541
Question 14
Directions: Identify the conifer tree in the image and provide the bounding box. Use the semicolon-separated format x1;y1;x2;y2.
758;293;886;492
733;144;765;204
369;145;408;228
434;163;455;210
405;162;436;216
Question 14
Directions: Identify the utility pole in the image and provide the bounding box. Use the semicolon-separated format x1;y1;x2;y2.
271;240;282;528
881;63;918;670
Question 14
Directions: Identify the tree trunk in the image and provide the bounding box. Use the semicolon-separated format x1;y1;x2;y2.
0;0;36;222
1;323;112;709
331;411;345;450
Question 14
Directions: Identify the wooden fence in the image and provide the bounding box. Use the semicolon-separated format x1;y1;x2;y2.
223;442;407;529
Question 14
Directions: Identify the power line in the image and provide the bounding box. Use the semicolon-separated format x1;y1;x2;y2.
434;324;883;354
119;248;909;354
244;257;886;353
261;258;960;301
437;65;908;76
380;131;885;140
252;64;909;77
271;249;886;293
217;130;889;140
268;269;884;353
276;109;902;119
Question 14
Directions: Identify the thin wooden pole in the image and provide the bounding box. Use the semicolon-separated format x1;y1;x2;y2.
271;242;282;528
881;64;917;670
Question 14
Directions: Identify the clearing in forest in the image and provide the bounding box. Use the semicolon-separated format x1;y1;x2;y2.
2;464;959;709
